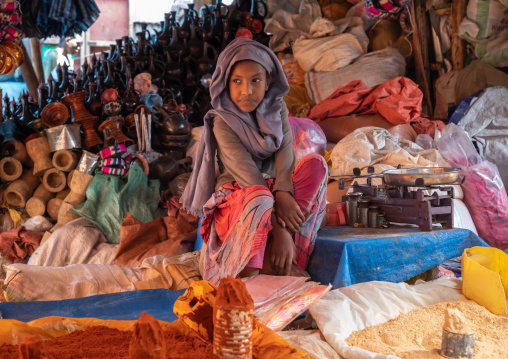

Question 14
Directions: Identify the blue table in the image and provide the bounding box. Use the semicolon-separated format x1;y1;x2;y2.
307;226;488;289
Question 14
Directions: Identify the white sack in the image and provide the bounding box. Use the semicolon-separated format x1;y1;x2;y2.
4;252;201;302
305;47;405;103
458;0;508;67
264;0;322;52
330;127;449;177
453;198;478;235
279;330;342;359
293;17;367;72
309;277;466;359
28;218;118;267
457;86;508;187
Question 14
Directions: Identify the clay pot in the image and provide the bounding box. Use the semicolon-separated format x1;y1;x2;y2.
4;170;40;208
149;156;191;183
62;91;93;124
42;168;67;193
52;150;78;172
26;184;55;217
98;116;134;145
57;188;71;200
0;157;23;182
26;137;53;176
40;102;70;127
84;83;103;117
67;170;75;188
169;172;191;196
129;313;166;359
1;140;31;166
80;116;103;148
51;170;94;232
47;198;62;220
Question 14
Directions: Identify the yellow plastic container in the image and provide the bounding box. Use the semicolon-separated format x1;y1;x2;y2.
462;246;508;315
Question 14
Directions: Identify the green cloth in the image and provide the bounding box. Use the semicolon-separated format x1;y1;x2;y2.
72;164;164;244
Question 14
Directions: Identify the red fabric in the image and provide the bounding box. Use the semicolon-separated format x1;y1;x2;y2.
0;226;42;263
411;116;446;138
307;77;423;125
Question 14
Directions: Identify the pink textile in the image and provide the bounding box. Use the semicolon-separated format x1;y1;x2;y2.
201;154;328;285
306;77;423;125
246;240;267;269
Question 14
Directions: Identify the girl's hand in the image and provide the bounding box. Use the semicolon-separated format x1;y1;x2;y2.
269;212;297;275
274;191;305;235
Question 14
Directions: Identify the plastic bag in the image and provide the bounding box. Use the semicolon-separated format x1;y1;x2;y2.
242;275;313;316
277;52;306;86
288;116;327;163
261;284;331;332
415;134;435;150
283;85;315;119
437;123;508;249
19;216;53;233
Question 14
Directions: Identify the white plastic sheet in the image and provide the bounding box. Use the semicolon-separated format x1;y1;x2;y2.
309;277;466;359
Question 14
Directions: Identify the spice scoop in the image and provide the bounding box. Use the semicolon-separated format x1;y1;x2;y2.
440;308;475;358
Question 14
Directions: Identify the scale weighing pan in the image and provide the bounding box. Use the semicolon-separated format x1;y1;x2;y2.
383;167;461;186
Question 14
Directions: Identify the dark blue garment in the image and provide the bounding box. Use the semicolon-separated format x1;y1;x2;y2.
448;90;485;125
20;0;100;39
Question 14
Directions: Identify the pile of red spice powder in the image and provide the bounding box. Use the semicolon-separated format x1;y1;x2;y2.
215;275;254;309
0;325;217;359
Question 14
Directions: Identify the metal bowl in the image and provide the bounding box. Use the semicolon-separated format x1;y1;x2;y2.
383;167;461;186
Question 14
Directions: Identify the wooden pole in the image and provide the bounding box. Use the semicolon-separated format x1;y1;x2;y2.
451;0;468;70
411;0;433;115
30;38;44;84
18;42;39;103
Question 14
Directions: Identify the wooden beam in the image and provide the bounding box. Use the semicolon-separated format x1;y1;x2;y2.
411;0;433;115
30;38;44;84
451;0;468;70
19;42;39;103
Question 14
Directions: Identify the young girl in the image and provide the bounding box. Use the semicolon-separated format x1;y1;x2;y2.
181;37;328;285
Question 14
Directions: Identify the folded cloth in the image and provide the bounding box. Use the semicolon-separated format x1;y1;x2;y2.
112;211;198;268
307;77;423;125
0;226;42;263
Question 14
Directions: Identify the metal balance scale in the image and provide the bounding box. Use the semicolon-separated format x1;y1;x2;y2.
333;167;465;231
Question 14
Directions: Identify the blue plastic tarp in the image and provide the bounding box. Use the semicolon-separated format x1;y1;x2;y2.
308;226;488;288
0;289;185;322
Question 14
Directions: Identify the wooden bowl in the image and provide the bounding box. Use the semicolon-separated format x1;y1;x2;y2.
41;102;70;127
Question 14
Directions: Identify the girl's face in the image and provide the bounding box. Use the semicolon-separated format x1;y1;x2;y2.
228;60;270;113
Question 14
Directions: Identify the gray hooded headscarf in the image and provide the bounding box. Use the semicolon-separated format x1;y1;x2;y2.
181;37;290;216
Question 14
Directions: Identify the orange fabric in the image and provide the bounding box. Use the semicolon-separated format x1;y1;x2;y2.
307;77;423;125
112;211;199;268
0;226;41;263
